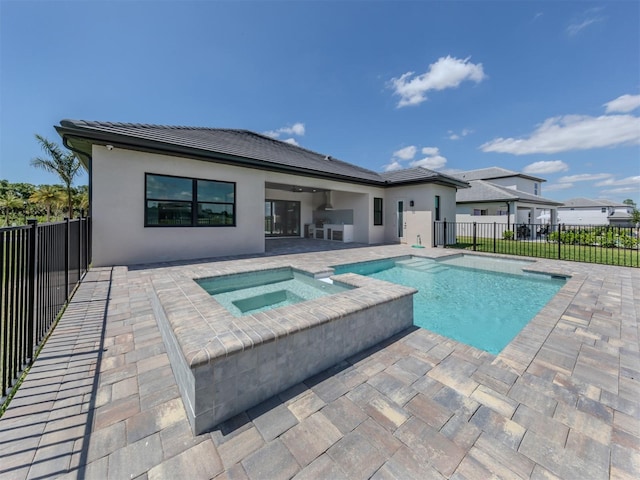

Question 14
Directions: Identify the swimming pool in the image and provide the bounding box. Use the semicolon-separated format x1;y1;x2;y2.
334;255;565;354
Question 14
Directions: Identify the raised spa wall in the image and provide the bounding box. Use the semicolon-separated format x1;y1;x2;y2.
150;268;416;435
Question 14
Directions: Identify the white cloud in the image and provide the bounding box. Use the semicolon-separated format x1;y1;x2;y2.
393;145;417;160
448;128;473;140
421;147;440;156
410;147;447;170
264;122;305;139
284;123;305;136
390;56;486;108
523;160;569;174
604;94;640;114
558;173;612;183
595;175;640;187
386;144;449;171
567;18;600;36
480;114;640;155
544;183;575;191
411;156;447;170
383;160;403;172
567;8;605;36
283;138;299;146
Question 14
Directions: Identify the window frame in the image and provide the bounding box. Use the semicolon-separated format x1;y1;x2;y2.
373;197;383;226
145;173;236;227
435;195;441;221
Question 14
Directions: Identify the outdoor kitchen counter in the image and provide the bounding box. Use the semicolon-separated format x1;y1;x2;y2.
309;223;353;242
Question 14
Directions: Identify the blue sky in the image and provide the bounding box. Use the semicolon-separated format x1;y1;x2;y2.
1;0;639;204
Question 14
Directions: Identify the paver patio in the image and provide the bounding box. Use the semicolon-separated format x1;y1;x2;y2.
0;241;638;479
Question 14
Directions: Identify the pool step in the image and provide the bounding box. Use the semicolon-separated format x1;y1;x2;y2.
398;259;447;274
396;258;434;267
413;264;447;274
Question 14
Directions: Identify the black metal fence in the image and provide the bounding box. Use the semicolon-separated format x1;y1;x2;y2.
433;221;639;268
1;217;90;399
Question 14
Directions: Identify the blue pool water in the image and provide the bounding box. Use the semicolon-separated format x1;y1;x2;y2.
334;256;565;354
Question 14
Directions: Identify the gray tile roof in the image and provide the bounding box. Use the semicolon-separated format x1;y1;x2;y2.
454;166;545;182
56;120;468;189
58;120;384;182
379;167;469;187
560;197;628;208
456;180;563;205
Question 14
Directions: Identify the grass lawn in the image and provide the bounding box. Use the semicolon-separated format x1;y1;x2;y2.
452;236;639;268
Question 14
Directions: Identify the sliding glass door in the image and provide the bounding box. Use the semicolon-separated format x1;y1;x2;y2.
265;200;301;237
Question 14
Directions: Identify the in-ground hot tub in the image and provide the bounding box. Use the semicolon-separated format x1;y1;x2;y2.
151;266;416;434
196;267;351;316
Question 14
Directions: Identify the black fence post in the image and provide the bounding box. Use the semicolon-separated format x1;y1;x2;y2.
493;222;497;253
558;225;562;260
432;221;436;247
444;220;448;247
64;217;70;301
472;222;477;251
87;216;92;266
26;220;37;362
78;216;82;282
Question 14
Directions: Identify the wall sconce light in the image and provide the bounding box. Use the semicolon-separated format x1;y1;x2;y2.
409;200;415;207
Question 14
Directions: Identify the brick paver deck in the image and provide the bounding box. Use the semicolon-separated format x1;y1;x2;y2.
1;242;638;479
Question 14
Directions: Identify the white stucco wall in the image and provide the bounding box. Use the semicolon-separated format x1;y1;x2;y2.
90;145;460;264
557;208;609;225
366;192;387;245
489;177;541;196
385;183;455;246
91;146;266;266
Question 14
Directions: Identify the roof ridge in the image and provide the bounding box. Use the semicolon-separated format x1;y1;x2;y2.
61;119;247;132
233;130;383;176
472;179;517;196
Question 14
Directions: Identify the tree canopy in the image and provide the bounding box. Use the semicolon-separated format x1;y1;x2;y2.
31;135;83;217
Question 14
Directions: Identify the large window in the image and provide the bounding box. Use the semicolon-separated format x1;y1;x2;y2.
373;197;383;225
145;173;235;227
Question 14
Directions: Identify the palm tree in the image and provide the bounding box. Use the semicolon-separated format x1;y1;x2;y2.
31;135;82;218
74;191;89;215
30;185;66;222
73;185;89;215
0;192;23;226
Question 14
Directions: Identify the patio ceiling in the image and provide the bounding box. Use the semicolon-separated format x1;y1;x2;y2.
265;181;329;193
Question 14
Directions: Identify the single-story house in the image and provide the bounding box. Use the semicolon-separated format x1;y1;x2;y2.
453;167;563;235
558;198;635;227
56;120;469;266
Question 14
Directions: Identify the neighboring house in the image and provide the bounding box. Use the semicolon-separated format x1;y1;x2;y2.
56;120;468;266
453;167;563;233
558;198;635;226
